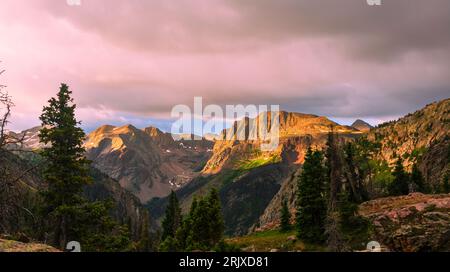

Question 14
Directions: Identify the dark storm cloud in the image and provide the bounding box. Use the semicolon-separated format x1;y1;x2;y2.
35;0;450;61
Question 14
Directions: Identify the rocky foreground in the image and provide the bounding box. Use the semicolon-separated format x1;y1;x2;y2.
0;239;59;252
360;193;450;252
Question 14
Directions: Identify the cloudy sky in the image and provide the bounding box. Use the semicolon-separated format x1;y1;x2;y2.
1;0;449;132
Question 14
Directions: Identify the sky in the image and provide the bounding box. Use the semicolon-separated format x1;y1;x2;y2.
0;0;449;133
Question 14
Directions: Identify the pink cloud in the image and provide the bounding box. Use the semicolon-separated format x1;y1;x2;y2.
0;0;449;131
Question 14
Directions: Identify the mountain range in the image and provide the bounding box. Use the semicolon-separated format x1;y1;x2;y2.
8;98;450;238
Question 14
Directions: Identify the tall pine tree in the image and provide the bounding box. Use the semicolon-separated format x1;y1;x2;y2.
162;189;225;252
410;163;428;193
137;210;152;252
161;191;182;241
207;188;225;245
40;84;131;251
280;197;291;232
296;148;327;244
39;83;92;248
442;170;450;193
388;158;410;196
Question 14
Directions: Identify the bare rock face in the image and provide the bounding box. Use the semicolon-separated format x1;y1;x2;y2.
6;126;49;150
85;125;164;202
142;126;176;148
359;193;450;252
203;111;360;174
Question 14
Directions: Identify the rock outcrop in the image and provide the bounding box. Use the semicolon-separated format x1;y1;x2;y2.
359;193;450;252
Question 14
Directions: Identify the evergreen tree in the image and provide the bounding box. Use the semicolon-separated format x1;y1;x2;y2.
73;200;132;252
388;158;410;196
39;84;131;251
410;163;428;193
207;188;224;245
336;191;369;250
343;142;367;202
161;191;182;241
159;236;178;252
173;197;198;251
162;189;225;252
39;83;93;248
280;197;291;232
137;210;151;252
296;148;327;244
190;197;214;249
442;171;450;194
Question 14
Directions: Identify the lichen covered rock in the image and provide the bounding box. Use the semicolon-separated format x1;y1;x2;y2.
360;193;450;252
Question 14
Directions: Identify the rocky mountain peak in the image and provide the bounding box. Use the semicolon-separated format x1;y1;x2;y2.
143;126;164;137
143;126;176;148
222;111;359;141
351;119;373;132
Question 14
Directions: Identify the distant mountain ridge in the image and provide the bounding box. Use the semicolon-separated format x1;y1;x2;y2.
84;124;213;202
9;98;449;217
8;124;214;203
351;119;373;132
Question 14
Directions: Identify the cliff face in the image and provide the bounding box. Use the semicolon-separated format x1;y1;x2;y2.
203;111;359;174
